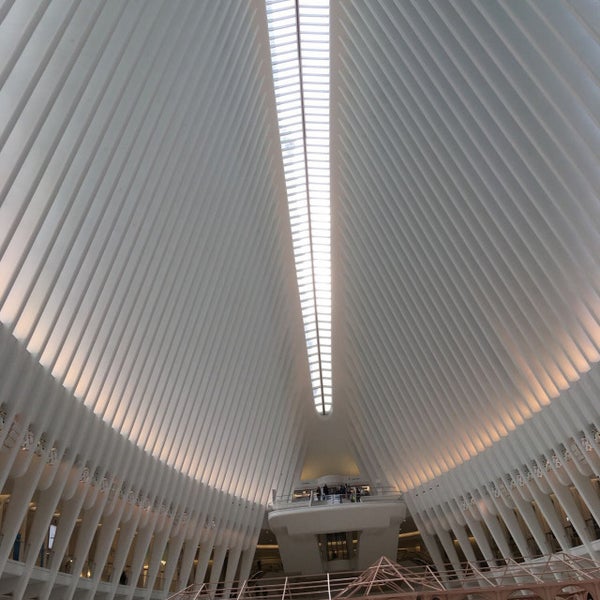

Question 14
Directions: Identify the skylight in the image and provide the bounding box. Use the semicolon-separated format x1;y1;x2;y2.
266;0;331;415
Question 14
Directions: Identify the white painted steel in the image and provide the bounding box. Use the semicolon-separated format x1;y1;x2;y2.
0;1;311;598
330;0;600;573
0;0;599;598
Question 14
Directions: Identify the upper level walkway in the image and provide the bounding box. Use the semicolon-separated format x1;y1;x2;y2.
269;485;401;511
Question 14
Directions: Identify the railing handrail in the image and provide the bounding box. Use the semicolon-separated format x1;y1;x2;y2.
271;487;403;508
167;552;600;600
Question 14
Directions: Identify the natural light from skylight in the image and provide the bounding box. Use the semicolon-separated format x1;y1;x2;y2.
266;0;331;415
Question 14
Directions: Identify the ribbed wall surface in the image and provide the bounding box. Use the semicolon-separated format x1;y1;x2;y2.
0;0;310;495
0;2;310;598
331;0;600;489
1;0;600;596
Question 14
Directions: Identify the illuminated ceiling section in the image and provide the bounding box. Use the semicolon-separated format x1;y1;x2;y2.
0;0;306;503
266;0;332;415
331;0;600;490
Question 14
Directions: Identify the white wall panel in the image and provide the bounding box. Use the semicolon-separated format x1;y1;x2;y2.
332;0;600;489
331;0;600;564
0;1;310;597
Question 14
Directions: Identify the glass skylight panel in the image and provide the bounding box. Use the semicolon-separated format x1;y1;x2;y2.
266;0;331;415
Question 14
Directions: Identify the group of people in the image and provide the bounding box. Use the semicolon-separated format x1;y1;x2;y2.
313;483;368;503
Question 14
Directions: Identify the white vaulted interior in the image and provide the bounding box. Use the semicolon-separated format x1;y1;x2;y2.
0;1;599;599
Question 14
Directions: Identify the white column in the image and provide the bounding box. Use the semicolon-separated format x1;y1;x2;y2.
237;546;255;585
0;453;48;570
161;529;186;595
177;521;204;590
39;488;87;600
142;516;173;599
208;544;228;595
222;545;242;598
194;527;218;585
126;517;157;599
451;521;477;563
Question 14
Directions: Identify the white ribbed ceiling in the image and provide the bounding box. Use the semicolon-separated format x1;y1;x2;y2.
331;0;600;490
0;0;311;503
0;0;599;507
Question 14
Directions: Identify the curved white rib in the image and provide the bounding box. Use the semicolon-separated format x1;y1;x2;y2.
0;2;310;596
331;0;600;488
0;0;599;595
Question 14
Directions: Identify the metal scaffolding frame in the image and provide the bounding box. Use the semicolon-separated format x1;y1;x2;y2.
168;554;600;600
